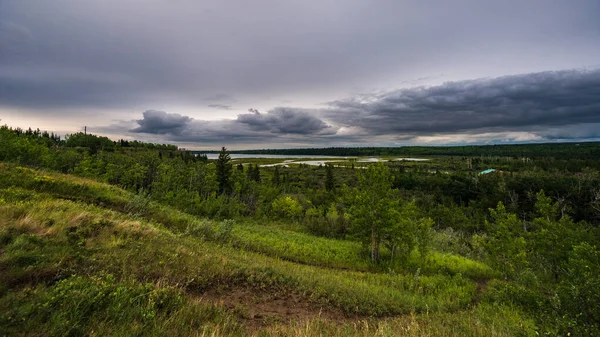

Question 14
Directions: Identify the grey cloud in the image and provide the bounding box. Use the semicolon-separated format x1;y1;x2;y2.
326;69;600;136
237;108;335;135
541;123;600;140
0;20;32;53
130;110;191;135
126;107;337;143
207;104;232;110
2;0;600;113
63;68;600;147
2;0;600;147
0;72;140;109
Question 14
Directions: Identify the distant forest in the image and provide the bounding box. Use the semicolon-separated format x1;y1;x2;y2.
193;142;600;160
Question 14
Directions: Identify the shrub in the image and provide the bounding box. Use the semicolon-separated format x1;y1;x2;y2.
271;196;303;219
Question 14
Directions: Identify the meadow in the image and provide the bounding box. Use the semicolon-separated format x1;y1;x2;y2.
1;164;532;336
1;126;599;336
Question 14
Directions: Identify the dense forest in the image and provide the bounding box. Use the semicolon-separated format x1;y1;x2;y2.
1;123;599;336
198;141;600;160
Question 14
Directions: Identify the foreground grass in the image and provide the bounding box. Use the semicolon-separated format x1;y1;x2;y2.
0;163;533;335
0;195;535;336
1;196;474;315
0;163;495;280
259;304;536;337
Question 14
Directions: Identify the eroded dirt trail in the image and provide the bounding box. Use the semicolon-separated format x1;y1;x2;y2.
196;286;352;330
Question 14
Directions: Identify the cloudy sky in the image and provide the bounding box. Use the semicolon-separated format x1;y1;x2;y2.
1;0;599;149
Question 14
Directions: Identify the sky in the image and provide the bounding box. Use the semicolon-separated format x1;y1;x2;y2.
1;0;600;149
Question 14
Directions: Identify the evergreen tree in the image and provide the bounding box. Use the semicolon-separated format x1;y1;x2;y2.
325;164;334;191
272;166;281;186
253;164;261;182
216;147;232;194
247;164;254;181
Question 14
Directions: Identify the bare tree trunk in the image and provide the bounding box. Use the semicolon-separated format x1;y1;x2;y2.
371;226;376;263
370;226;381;263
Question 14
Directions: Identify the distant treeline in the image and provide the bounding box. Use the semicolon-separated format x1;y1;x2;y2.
2;125;179;152
196;142;600;160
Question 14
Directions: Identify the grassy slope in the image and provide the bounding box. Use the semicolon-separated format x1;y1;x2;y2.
0;163;535;336
0;164;496;279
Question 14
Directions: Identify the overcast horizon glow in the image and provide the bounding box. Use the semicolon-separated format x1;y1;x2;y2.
1;1;600;150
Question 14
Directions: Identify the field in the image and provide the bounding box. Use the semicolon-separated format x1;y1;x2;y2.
1;127;599;336
0;163;534;336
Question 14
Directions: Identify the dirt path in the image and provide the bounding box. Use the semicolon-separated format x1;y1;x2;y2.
471;278;489;306
196;286;353;330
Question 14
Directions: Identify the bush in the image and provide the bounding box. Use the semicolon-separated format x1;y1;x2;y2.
271;196;303;219
0;275;185;336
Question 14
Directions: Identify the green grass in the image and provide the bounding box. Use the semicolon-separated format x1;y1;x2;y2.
1;274;246;336
0;197;474;315
0;162;536;335
229;224;371;270
0;163;495;280
258;303;536;337
420;252;498;280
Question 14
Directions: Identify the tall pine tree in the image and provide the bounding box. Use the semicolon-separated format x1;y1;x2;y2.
325;164;334;191
216;147;232;194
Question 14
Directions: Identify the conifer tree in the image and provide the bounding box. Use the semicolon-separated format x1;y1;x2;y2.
325;164;334;191
272;166;281;186
253;164;261;182
216;147;232;194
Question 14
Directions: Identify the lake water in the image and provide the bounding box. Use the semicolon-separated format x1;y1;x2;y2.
202;153;429;167
203;154;349;160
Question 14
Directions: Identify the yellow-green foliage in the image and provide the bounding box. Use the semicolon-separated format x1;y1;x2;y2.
230;225;371;270
0;197;474;316
271;195;303;219
1;163;495;279
0;163;537;336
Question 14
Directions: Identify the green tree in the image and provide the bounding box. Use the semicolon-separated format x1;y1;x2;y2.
272;166;281;186
529;190;591;281
382;199;432;265
271;196;303;219
485;202;528;278
558;242;600;335
325;164;334;191
215;147;232;194
249;164;261;182
348;163;400;264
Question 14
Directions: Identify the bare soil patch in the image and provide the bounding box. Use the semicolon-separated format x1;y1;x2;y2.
196;286;351;329
471;278;489;306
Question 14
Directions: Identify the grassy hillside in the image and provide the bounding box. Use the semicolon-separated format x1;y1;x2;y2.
0;163;535;336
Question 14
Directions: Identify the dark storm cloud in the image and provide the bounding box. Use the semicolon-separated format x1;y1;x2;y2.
130;110;191;135
541;123;600;140
237;108;335;135
126;108;337;143
326;69;600;136
98;68;600;147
